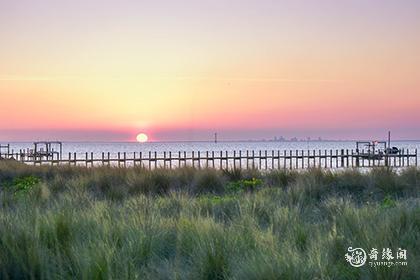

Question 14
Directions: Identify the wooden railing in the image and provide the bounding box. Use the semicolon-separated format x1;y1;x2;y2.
1;149;418;170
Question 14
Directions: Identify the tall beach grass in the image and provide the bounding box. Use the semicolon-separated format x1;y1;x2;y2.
0;160;419;279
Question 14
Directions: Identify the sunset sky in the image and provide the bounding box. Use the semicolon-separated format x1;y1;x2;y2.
1;0;419;141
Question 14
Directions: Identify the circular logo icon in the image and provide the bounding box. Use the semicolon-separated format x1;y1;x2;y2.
345;247;367;267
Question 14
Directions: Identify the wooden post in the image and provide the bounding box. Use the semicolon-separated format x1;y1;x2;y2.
154;152;157;169
308;150;311;168
329;149;332;168
324;150;327;168
299;150;302;169
345;149;349;167
271;150;274;170
246;150;249;169
407;149;411;167
225;151;229;170
355;149;359;167
163;152;167;168
400;149;403;167
289;150;292;169
317;149;320;168
140;152;143;168
283;150;286;169
264;150;268;170
334;150;337;168
148;152;151;169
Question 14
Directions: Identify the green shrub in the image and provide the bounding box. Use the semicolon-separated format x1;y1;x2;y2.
227;178;263;193
381;195;397;208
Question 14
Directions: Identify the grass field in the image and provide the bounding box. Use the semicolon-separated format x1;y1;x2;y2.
0;160;419;279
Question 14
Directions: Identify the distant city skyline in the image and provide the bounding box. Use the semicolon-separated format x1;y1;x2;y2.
1;0;419;142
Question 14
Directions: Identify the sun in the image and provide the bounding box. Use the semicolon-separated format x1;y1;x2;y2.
136;133;149;143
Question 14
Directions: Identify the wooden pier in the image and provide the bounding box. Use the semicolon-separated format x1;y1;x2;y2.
0;148;418;170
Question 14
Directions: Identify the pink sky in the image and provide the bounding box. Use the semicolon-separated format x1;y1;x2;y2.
1;0;419;141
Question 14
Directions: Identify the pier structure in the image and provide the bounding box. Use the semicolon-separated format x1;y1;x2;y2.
0;147;417;170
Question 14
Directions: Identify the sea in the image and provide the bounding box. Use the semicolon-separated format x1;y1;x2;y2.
2;140;420;158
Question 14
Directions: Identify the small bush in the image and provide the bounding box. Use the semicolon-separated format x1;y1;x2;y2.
370;168;400;195
127;169;171;195
381;195;397;208
265;169;298;188
227;178;263;193
193;169;226;194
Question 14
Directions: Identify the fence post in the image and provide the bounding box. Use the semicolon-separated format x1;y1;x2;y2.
240;150;243;169
271;150;274;170
355;149;359;167
139;152;143;168
289;150;292;169
154;151;157;169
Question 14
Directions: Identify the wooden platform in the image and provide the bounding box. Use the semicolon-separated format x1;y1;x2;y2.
0;149;418;170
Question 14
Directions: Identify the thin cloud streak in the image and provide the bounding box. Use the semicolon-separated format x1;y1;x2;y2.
0;75;343;83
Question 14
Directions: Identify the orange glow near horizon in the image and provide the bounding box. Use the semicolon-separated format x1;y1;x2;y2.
1;1;420;141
